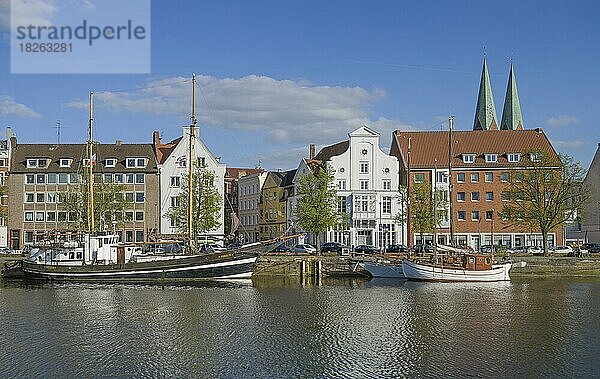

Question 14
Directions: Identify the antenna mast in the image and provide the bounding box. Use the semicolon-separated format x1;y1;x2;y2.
88;92;95;234
188;74;196;250
55;120;61;144
448;116;454;245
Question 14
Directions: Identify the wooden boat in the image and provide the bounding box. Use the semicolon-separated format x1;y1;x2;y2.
361;261;405;278
402;254;512;282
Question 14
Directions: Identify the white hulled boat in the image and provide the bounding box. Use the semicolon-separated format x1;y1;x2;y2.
402;254;512;282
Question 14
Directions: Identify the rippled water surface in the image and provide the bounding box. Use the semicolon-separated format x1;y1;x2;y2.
0;277;598;378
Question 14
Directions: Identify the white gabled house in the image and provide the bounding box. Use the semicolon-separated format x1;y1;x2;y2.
314;126;404;249
153;127;226;241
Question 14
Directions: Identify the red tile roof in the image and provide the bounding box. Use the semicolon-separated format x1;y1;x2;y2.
391;128;560;168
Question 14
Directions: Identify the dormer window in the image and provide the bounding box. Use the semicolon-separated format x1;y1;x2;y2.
507;153;520;163
105;158;117;168
530;153;541;163
126;158;146;168
59;159;71;168
26;158;49;168
484;154;498;163
462;154;475;164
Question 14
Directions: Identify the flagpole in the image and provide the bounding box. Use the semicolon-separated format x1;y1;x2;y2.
88;92;95;234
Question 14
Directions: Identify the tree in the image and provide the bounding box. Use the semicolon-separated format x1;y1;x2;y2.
166;167;222;244
409;181;435;245
294;166;347;250
60;175;131;233
394;185;408;245
500;152;590;256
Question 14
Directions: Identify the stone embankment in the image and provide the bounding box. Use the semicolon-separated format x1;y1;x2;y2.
511;256;600;277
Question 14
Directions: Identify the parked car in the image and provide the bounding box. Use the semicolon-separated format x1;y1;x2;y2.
293;244;316;254
529;246;543;255
269;244;292;253
386;244;408;254
549;245;573;255
411;244;434;254
226;242;243;250
582;243;600;254
354;245;380;254
320;242;349;255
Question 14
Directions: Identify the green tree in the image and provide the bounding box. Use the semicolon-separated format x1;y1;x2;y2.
409;181;435;245
501;152;589;256
294;166;346;250
166;168;222;245
60;175;131;233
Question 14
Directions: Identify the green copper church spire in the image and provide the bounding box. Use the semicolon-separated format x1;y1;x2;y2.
473;57;498;130
500;63;524;130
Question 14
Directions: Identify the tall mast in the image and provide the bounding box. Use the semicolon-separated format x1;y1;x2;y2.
88;92;95;234
188;74;196;249
406;137;411;248
448;116;454;245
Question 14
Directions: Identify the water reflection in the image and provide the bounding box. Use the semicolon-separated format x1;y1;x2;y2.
0;278;598;378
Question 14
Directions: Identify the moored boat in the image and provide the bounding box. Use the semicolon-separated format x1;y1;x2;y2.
402;254;512;282
361;261;405;278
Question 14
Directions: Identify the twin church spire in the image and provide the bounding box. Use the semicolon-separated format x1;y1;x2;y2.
473;57;524;131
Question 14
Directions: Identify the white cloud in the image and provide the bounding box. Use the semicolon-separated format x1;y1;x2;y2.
65;74;411;146
551;139;585;149
3;0;57;29
546;114;579;127
0;95;40;117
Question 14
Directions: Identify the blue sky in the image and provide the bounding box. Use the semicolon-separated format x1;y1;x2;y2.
0;0;598;170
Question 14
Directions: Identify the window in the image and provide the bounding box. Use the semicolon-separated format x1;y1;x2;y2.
26;159;37;168
26;174;35;184
36;193;45;203
47;193;56;203
135;174;145;184
486;192;494;201
336;180;346;190
58;212;67;221
472;211;480;221
458;211;466;221
359;161;369;174
69;174;78;184
500;172;509;182
360;180;369;190
0;159;6;167
24;212;34;221
58;173;68;184
24;231;34;243
136;231;144;242
135;192;145;203
105;158;117;167
382;196;392;214
484;154;498;163
47;173;57;184
170;217;177;228
457;192;465;202
170;196;180;208
485;172;493;182
471;192;480;201
530;153;541;162
46;212;56;221
114;174;123;183
126;231;134;242
36;174;45;184
126;158;136;168
337;196;347;213
507;153;520;163
26;193;34;203
103;174;113;183
486;211;494;220
136;158;146;167
36;212;45;222
456;173;465;182
126;174;134;184
470;173;479;182
462;154;475;164
125;192;134;202
501;191;510;201
515;172;524;182
135;212;144;221
382;180;391;190
436;171;447;183
125;211;134;221
198;157;206;167
59;159;71;167
414;173;425;183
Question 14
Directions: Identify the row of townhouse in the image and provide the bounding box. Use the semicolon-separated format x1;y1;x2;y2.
5;126;230;249
234;60;569;251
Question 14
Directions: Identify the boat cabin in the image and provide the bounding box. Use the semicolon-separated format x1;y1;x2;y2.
463;254;493;271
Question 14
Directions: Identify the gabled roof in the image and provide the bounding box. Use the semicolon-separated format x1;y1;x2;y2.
226;167;264;180
314;140;349;161
155;136;182;164
473;58;499;131
500;63;524;130
391;129;559;168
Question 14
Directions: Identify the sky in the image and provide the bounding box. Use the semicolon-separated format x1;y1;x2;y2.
0;0;598;171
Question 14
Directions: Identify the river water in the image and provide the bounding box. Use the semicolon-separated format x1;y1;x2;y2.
0;277;598;378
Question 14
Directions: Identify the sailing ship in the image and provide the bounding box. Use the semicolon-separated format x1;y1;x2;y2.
10;75;277;282
401;254;512;282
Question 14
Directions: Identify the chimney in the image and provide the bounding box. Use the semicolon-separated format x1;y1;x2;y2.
115;140;122;145
153;131;161;146
309;144;315;160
